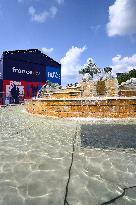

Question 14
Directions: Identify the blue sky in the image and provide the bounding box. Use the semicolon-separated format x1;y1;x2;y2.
0;0;136;85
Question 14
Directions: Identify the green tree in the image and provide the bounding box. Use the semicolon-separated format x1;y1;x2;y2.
128;69;136;79
117;69;136;84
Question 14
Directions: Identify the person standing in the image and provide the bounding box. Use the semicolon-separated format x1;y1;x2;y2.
11;85;20;104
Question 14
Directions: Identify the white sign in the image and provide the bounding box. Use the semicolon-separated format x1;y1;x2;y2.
12;67;40;76
48;71;61;79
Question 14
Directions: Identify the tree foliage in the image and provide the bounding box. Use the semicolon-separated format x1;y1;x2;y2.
117;69;136;84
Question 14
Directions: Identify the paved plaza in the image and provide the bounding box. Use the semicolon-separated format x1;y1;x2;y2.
0;105;136;205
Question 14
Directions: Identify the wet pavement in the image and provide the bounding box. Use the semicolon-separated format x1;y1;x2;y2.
0;105;136;205
81;124;136;149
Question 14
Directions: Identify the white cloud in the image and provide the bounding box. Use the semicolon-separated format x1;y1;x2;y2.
28;6;57;23
29;6;35;15
60;46;87;85
111;54;136;74
90;25;101;33
107;0;136;37
41;47;54;55
21;0;63;23
56;0;64;5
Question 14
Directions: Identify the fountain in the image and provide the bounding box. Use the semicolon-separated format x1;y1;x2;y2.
25;62;136;118
25;80;136;118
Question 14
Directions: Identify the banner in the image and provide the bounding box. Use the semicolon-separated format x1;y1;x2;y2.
3;80;45;100
3;58;46;82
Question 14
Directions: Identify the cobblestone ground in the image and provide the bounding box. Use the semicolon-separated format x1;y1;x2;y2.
0;105;136;205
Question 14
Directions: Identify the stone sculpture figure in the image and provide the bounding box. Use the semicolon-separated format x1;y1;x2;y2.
103;67;113;80
79;58;100;82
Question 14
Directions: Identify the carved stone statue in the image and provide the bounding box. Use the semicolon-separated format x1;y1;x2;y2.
103;67;113;80
79;58;100;81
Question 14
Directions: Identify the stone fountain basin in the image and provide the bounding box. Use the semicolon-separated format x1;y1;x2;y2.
25;96;136;118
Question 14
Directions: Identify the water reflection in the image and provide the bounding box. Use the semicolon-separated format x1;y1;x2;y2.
0;105;136;205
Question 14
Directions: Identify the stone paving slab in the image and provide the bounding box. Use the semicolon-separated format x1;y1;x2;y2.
0;105;77;205
0;105;136;205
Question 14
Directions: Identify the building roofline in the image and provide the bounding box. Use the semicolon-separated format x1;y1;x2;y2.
3;49;61;66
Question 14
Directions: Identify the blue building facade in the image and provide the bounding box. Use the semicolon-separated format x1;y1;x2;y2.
0;49;61;103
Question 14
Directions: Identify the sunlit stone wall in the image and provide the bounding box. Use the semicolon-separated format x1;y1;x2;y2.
119;85;136;97
119;90;136;97
79;79;119;97
79;81;97;97
105;79;119;97
96;81;106;96
26;98;136;118
49;91;81;99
